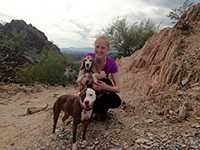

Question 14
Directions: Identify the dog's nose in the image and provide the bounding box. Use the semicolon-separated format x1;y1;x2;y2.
84;101;89;105
85;64;90;70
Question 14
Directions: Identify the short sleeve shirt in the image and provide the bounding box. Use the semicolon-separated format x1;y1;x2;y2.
85;53;118;74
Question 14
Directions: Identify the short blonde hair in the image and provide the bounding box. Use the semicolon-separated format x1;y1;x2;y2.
95;35;110;49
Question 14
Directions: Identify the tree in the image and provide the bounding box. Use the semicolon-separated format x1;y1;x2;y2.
104;17;158;57
167;0;195;24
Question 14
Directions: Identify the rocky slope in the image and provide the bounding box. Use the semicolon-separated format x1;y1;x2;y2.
118;3;200;120
0;20;63;82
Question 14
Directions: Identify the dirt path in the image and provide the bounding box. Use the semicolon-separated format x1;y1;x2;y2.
1;84;200;150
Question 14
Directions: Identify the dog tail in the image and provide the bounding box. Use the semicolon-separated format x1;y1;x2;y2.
52;98;62;133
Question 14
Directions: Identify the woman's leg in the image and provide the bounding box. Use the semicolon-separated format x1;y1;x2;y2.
93;78;121;115
93;92;108;114
103;92;121;109
93;91;121;114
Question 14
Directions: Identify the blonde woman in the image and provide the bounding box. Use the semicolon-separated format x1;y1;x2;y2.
78;36;121;119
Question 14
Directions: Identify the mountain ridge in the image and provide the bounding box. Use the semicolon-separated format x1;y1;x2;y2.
0;19;64;82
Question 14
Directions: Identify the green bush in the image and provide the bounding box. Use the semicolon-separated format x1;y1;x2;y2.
16;50;79;85
104;17;158;57
64;61;80;85
16;67;34;84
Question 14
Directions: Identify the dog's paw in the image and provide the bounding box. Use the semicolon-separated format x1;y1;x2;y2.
72;142;78;150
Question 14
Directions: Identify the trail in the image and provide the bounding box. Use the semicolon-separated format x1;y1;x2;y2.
0;84;200;150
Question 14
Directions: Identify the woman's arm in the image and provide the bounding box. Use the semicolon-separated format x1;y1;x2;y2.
108;72;120;93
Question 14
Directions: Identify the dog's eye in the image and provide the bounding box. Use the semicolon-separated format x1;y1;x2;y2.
89;94;93;97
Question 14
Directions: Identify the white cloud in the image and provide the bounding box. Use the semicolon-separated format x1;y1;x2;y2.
0;0;185;48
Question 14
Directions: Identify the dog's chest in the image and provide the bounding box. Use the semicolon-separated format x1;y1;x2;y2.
81;110;93;121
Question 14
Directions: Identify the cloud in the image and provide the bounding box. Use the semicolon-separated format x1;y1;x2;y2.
2;0;197;48
44;20;95;48
0;11;13;23
69;19;91;39
122;6;171;29
140;0;181;9
140;0;199;9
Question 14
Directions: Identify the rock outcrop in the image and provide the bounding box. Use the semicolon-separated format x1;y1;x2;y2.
0;20;63;82
119;3;200;118
119;3;200;95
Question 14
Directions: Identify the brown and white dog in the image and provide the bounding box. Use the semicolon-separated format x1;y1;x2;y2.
52;88;96;150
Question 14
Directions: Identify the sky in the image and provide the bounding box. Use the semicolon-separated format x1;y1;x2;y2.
0;0;199;48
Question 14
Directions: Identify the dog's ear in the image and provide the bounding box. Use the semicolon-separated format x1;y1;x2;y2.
79;88;86;101
89;61;94;72
80;59;85;70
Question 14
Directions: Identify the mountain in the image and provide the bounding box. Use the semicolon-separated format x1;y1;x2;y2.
0;19;64;82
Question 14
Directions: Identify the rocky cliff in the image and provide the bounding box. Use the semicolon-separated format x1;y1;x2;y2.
0;20;63;82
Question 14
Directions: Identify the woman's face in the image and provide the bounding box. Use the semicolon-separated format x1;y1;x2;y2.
95;39;109;59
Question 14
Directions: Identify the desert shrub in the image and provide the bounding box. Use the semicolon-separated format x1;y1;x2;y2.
104;17;158;57
64;61;80;85
167;0;195;24
16;51;73;85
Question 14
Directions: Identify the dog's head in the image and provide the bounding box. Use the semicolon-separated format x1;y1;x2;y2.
81;55;94;72
80;88;96;111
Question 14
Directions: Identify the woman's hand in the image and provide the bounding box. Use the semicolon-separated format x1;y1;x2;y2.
93;80;109;91
94;71;107;80
93;72;120;93
99;71;107;79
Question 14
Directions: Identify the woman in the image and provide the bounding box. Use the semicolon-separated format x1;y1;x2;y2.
78;35;121;119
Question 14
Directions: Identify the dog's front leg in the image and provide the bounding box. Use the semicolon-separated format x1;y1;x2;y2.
72;120;78;150
82;120;90;140
72;121;78;143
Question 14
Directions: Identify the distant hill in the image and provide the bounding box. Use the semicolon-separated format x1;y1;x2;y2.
61;47;93;53
61;47;93;60
61;47;119;60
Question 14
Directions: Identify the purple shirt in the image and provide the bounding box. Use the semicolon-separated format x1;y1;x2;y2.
85;53;118;74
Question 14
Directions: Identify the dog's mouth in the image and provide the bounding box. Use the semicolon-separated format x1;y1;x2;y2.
85;64;91;71
80;101;93;111
84;105;92;111
85;107;92;111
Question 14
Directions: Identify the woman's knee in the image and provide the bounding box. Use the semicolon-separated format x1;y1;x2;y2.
109;92;122;108
113;96;121;108
116;96;122;107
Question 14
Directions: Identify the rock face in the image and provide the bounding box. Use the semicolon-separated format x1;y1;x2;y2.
0;20;63;82
119;3;200;95
118;3;200;117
